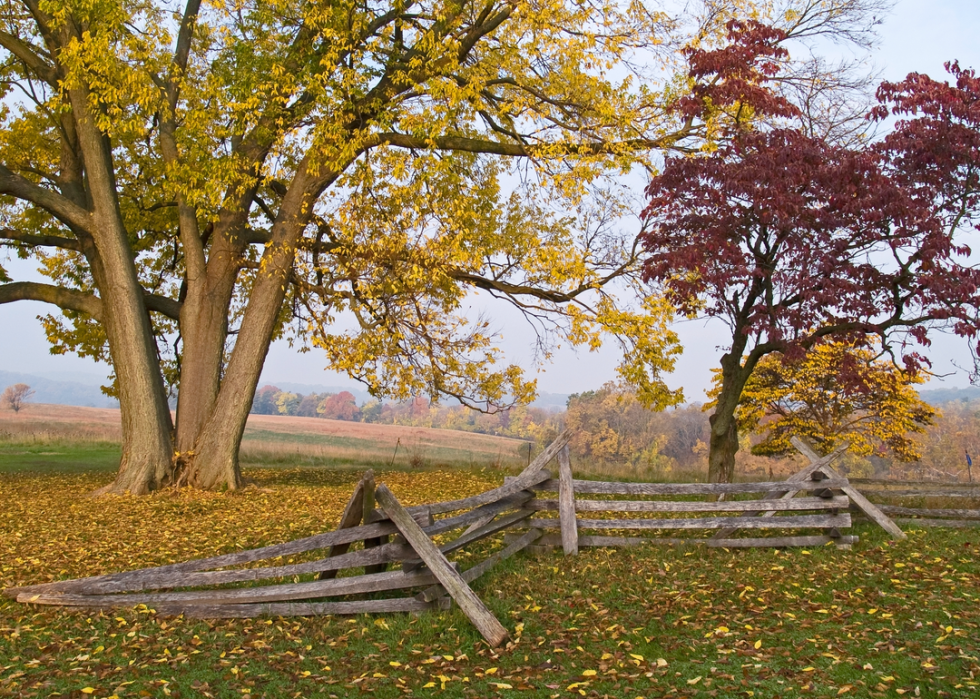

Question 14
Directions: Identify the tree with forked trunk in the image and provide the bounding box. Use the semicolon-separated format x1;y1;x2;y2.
0;0;891;492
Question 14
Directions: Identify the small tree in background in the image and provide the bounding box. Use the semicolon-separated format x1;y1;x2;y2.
709;342;936;466
319;392;361;422
1;384;34;412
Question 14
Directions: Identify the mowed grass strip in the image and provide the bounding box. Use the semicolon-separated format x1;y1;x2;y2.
1;463;978;699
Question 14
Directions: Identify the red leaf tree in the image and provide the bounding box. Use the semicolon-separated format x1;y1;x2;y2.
641;62;980;483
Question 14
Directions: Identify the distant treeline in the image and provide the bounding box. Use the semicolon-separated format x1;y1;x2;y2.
249;385;561;444
250;382;980;481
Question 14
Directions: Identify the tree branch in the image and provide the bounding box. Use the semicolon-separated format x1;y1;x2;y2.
0;228;81;251
372;131;697;157
0;281;103;320
0;29;58;85
0;164;92;232
0;280;180;321
143;293;182;320
448;270;589;304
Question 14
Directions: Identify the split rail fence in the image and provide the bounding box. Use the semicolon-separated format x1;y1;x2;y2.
847;478;980;529
4;431;906;646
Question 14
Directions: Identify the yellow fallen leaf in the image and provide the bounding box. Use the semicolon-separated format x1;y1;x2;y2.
422;682;435;688
687;676;702;685
491;683;513;689
754;640;762;649
802;667;815;672
868;608;878;614
629;653;644;661
485;667;498;675
389;661;401;667
443;655;454;661
582;670;597;677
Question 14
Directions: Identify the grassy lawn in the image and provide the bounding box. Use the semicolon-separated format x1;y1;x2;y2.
0;441;121;474
1;459;978;698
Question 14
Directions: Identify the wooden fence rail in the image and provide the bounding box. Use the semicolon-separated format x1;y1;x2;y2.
4;429;576;647
5;429;913;645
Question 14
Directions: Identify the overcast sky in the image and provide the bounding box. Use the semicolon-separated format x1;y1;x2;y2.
2;0;979;400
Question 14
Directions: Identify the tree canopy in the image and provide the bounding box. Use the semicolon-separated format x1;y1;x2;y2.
0;0;891;491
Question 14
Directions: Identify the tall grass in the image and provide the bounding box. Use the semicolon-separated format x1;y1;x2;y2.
0;423;121;446
238;436;525;471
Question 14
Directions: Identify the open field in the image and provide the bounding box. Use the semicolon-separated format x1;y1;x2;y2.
0;404;532;473
1;450;979;698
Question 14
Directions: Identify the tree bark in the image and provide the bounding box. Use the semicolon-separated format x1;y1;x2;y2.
186;161;333;489
173;223;249;457
64;85;175;494
706;348;753;483
708;410;739;484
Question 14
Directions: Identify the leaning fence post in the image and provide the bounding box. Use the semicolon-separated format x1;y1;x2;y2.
317;471;368;580
374;484;509;648
557;445;578;556
790;437;906;541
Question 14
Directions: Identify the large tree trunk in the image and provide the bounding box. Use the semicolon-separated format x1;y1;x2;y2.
65;86;175;494
706;349;754;483
186;164;329;489
707;410;739;483
94;220;175;495
188;246;294;489
92;226;175;494
174;232;244;456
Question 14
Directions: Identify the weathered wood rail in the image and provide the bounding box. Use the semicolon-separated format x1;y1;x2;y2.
4;430;576;647
5;430;907;645
505;442;866;551
844;478;980;528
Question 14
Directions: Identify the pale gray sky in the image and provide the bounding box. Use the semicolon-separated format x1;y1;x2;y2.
2;0;979;400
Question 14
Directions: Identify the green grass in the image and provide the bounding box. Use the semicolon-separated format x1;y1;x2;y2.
0;441;121;473
1;455;978;698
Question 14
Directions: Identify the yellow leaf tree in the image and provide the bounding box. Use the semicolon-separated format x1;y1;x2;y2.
0;0;886;491
711;341;938;463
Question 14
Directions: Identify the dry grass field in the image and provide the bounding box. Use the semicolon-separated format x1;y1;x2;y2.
0;403;531;472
